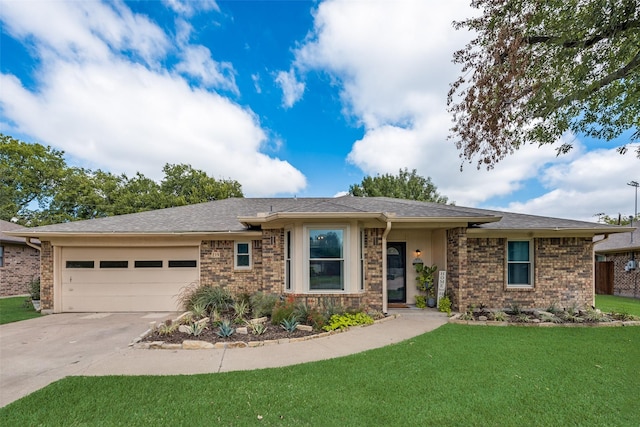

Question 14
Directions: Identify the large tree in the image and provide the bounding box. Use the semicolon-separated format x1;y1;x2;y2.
1;135;243;225
0;134;66;221
349;168;450;203
447;0;640;168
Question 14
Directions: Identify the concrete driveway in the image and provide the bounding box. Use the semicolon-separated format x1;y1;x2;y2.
0;309;448;408
0;312;175;407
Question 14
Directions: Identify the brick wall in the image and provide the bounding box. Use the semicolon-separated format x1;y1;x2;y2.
199;228;385;312
40;241;53;310
200;239;264;296
457;236;594;310
446;228;467;310
605;251;640;298
0;243;40;296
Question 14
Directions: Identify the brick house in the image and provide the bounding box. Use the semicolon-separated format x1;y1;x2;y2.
0;219;40;296
594;226;640;298
7;197;630;313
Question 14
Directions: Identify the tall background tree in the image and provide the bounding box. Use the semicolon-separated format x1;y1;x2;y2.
448;0;640;168
0;134;243;225
349;168;450;203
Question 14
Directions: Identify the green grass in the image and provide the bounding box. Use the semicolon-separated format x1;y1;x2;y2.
0;296;41;325
596;294;640;317
1;324;638;426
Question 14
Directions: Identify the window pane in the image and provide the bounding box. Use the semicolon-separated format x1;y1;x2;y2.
508;241;529;262
135;260;163;268
309;230;343;259
237;254;250;267
237;243;249;255
508;263;530;285
66;261;94;269
168;260;197;268
310;260;344;290
100;261;128;269
286;259;291;290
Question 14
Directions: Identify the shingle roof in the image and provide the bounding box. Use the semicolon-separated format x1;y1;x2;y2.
594;226;640;252
5;196;628;236
0;219;35;244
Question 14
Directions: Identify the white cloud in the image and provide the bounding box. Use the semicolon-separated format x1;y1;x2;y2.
175;45;238;93
162;0;219;17
290;0;640;220
274;69;305;108
0;0;169;66
497;146;640;221
0;0;306;197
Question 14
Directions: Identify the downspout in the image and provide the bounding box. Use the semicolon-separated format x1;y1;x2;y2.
25;237;41;251
382;220;392;314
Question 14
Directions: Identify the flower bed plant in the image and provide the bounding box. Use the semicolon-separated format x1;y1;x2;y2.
141;286;384;346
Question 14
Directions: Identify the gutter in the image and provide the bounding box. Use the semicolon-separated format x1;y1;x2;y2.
382;219;392;314
25;237;41;252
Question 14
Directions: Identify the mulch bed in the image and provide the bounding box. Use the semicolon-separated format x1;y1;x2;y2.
141;322;318;345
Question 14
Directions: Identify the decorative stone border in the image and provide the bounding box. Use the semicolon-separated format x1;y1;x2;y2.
448;313;640;328
130;313;398;350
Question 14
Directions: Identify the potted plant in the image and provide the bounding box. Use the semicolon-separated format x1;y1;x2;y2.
415;263;437;309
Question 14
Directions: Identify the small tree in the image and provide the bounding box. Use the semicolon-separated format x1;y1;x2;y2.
349;168;449;203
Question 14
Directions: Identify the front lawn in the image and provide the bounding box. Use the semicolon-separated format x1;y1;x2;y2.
596;294;640;317
1;324;638;425
0;296;41;325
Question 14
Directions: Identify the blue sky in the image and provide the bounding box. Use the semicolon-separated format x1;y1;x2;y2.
1;0;638;221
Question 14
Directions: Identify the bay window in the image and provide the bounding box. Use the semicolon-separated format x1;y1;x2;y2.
308;228;345;291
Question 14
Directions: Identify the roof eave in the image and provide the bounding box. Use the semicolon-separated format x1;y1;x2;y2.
4;230;261;239
468;227;634;237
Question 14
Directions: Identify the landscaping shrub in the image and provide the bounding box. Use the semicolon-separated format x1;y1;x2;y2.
179;283;233;314
250;292;279;318
323;312;374;331
29;278;40;301
271;297;297;325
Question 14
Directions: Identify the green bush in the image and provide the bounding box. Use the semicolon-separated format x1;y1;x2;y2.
415;295;426;309
437;295;451;315
29;278;41;300
271;298;298;326
179;283;233;314
322;312;374;331
250;292;279;318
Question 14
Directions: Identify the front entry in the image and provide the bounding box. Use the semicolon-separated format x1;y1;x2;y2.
387;242;406;303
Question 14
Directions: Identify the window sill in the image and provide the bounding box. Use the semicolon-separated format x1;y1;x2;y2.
505;285;534;291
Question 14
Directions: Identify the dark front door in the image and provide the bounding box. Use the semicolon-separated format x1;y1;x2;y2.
387;242;406;303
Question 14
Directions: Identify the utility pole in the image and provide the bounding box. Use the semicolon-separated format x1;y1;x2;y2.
628;181;639;243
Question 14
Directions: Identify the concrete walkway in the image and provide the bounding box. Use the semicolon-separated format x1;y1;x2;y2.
0;309;447;407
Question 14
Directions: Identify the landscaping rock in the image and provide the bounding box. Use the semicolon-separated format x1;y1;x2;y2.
296;324;313;332
183;340;214;350
178;325;190;333
478;315;488;321
249;317;268;324
236;327;248;335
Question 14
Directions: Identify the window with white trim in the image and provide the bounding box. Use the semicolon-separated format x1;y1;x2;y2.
308;228;345;291
285;230;292;291
0;245;4;267
235;242;251;269
507;240;533;287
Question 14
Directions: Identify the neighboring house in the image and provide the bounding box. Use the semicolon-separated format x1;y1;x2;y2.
594;226;640;298
7;196;630;314
0;219;40;296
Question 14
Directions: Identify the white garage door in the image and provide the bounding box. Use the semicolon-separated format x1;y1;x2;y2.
61;246;199;312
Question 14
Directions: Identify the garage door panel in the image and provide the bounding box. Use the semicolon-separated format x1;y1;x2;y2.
62;295;180;312
61;246;199;312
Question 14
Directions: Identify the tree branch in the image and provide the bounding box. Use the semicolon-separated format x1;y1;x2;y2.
549;49;640;111
525;19;640;49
